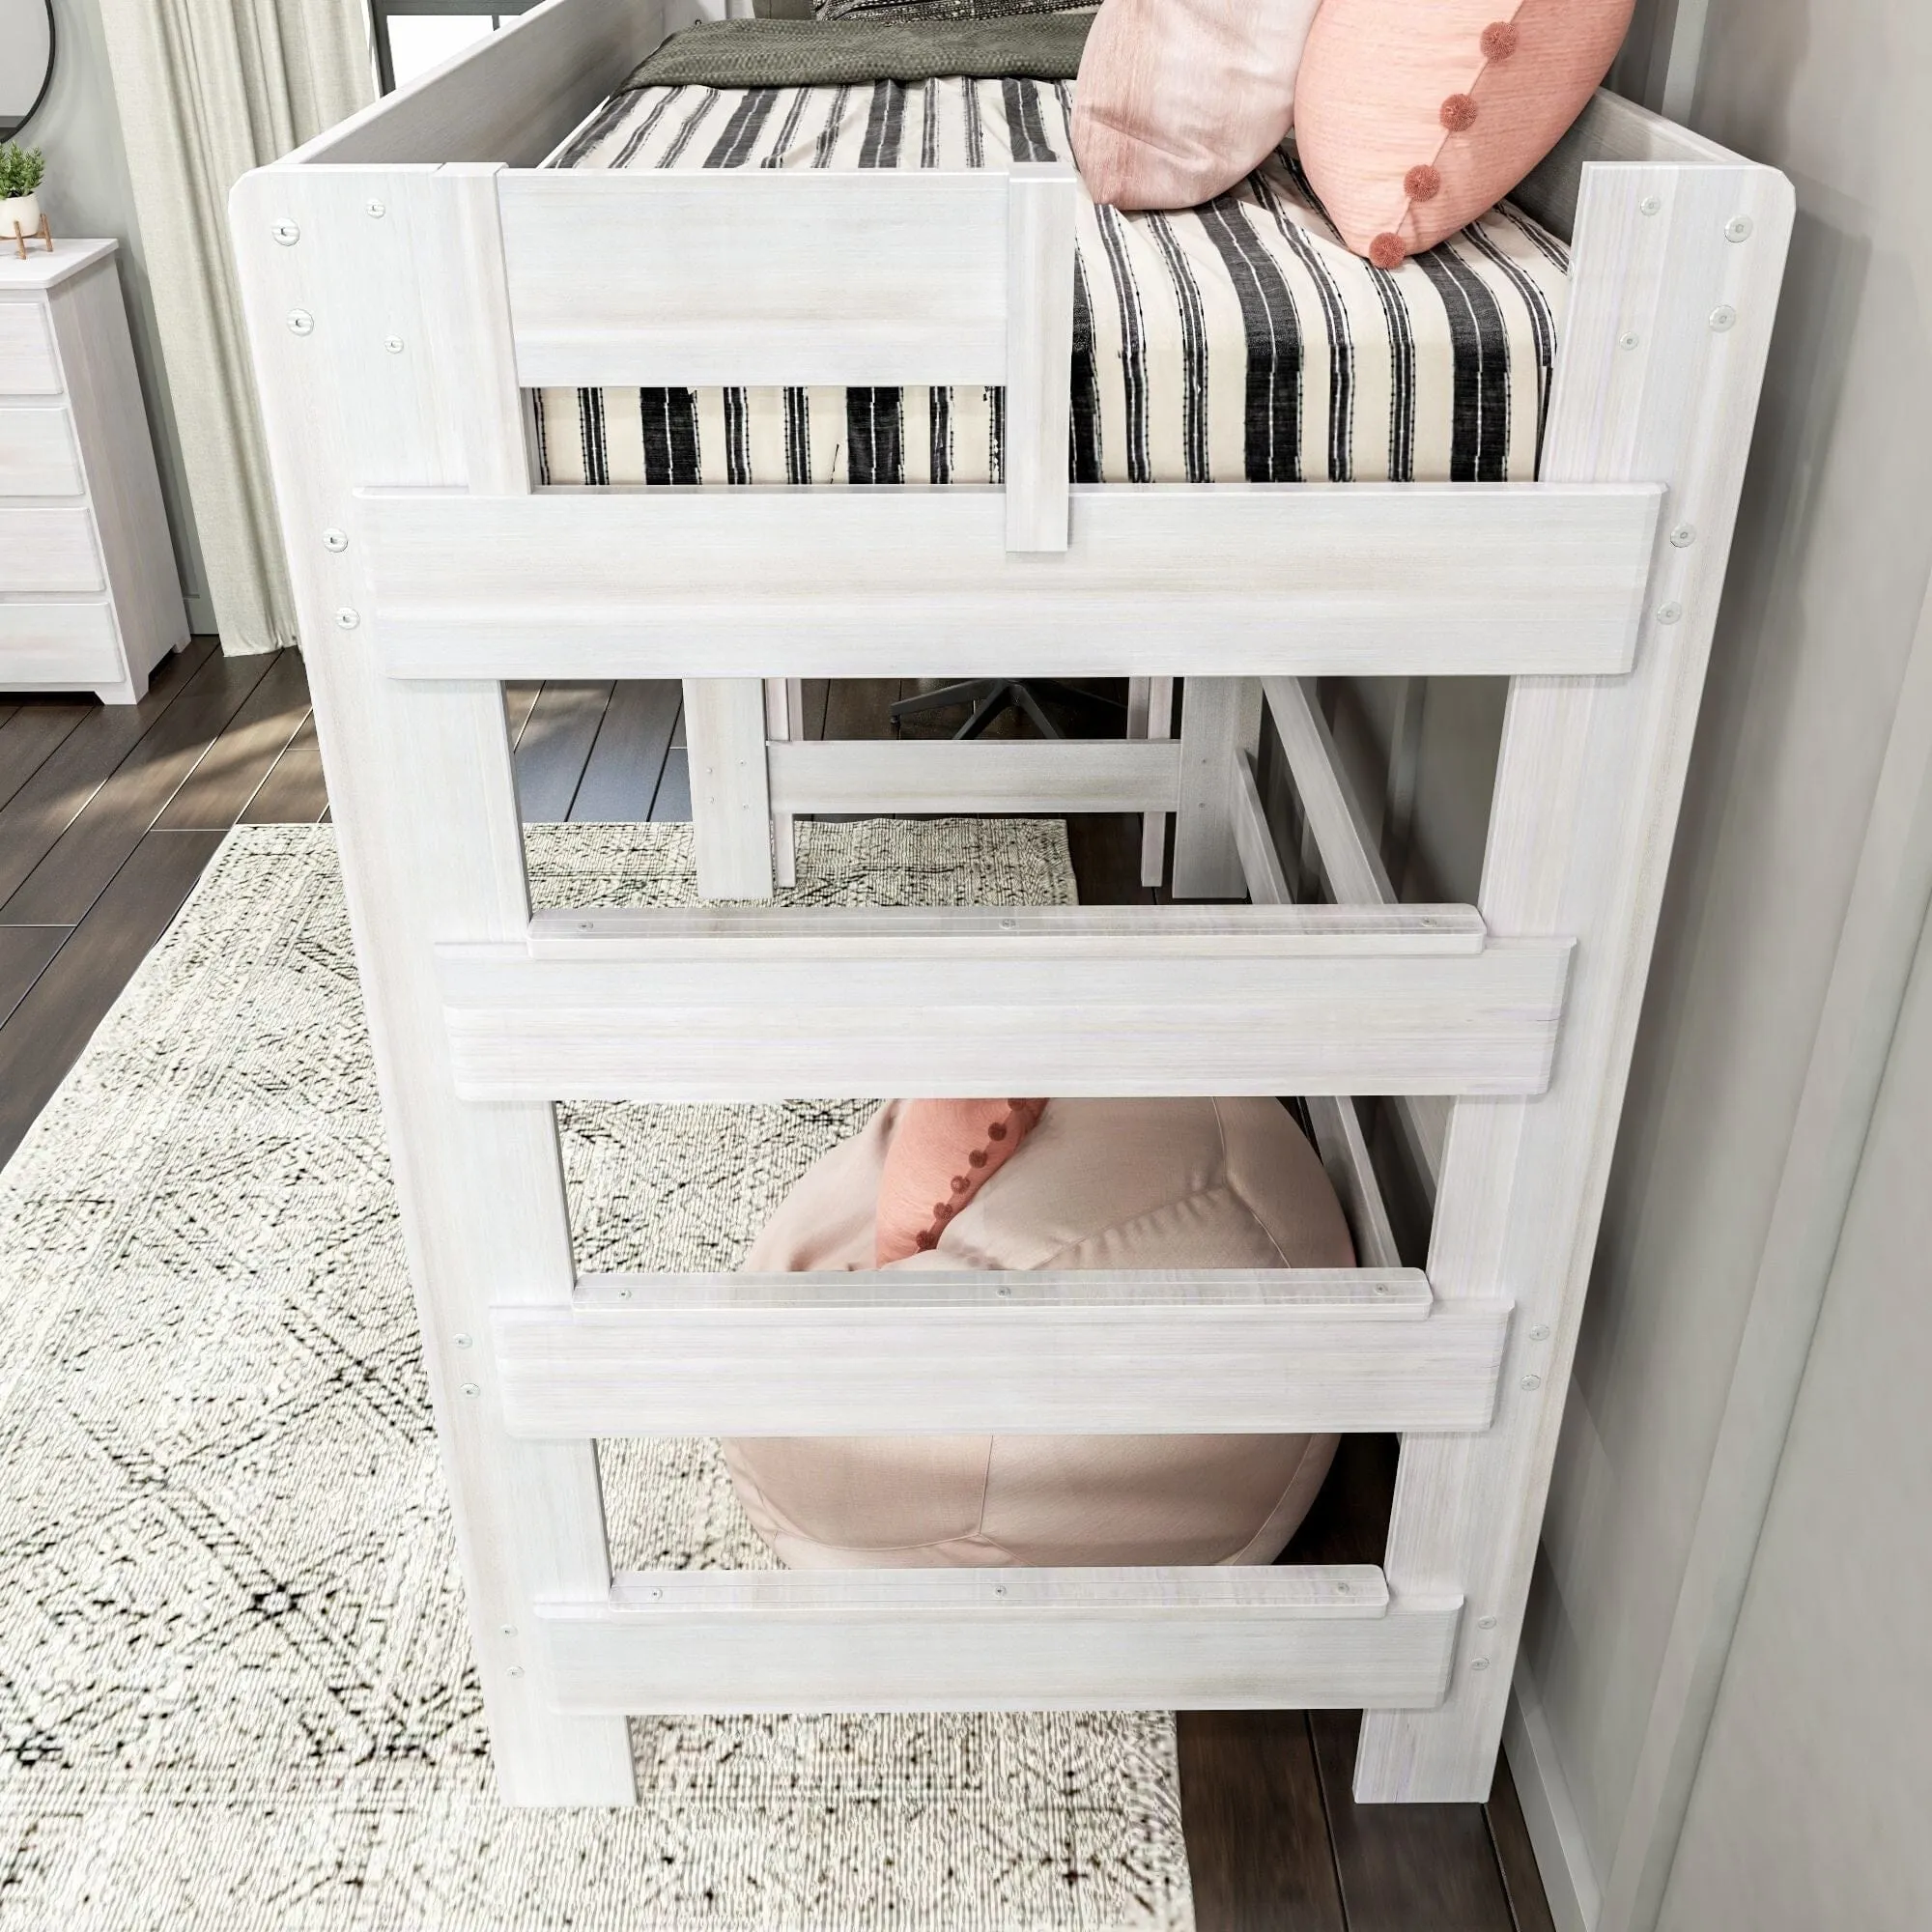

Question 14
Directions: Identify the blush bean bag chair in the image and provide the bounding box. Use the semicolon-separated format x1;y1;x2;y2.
723;1096;1350;1568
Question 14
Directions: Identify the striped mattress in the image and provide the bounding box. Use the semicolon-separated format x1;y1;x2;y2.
534;77;1569;489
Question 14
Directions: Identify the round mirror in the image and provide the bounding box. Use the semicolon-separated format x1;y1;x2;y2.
0;0;56;143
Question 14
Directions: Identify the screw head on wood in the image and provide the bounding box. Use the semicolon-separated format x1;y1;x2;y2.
287;309;315;336
1638;194;1662;215
366;198;386;218
460;1381;480;1398
1477;1615;1498;1630
1620;331;1640;351
1471;1657;1492;1671
1528;1324;1550;1342
506;1665;524;1679
454;1333;473;1349
1669;523;1697;549
322;527;349;553
1520;1374;1543;1392
335;607;361;630
1709;305;1738;332
499;1623;516;1637
1657;602;1685;625
271;220;300;246
384;335;405;355
1725;214;1754;242
649;1588;664;1601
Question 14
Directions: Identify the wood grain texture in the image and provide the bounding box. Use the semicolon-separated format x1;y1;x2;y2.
0;700;89;811
1179;1712;1347;1932
568;677;678;822
503;168;1009;387
238;711;328;824
0;649;275;923
0;828;222;1163
536;1566;1459;1715
154;649;311;828
512;681;612;821
1317;1708;1520;1932
1004;164;1076;551
359;484;1663;680
490;1271;1509;1437
683;676;773;898
1356;156;1795;1802
290;0;665;167
0;920;65;1030
233;160;635;1804
767;736;1179;814
438;926;1569;1100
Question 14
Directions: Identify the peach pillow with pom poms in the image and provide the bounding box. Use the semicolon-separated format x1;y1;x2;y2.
1293;0;1635;267
1072;0;1323;212
875;1098;1048;1264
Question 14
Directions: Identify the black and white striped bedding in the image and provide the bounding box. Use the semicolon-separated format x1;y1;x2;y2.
534;77;1568;488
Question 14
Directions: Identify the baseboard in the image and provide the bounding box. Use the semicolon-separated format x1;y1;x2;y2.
1504;1663;1604;1932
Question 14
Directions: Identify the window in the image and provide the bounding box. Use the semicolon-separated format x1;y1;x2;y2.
369;0;543;94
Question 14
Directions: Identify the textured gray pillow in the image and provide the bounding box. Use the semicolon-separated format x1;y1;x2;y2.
814;0;1094;23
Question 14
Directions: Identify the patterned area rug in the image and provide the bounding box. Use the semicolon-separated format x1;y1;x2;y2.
0;821;1193;1931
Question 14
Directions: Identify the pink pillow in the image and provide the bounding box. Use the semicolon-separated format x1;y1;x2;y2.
875;1099;1048;1265
1072;0;1323;213
1294;0;1635;266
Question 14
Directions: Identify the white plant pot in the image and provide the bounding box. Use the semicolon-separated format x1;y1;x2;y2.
1;193;43;241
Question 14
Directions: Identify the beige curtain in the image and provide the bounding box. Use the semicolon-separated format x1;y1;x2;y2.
97;1;374;655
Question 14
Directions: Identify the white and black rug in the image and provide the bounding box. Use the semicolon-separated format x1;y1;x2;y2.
0;821;1193;1931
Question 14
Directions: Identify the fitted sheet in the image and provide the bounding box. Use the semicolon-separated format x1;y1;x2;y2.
534;76;1569;488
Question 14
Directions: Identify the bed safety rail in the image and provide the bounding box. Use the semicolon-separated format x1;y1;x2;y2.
233;0;1795;1812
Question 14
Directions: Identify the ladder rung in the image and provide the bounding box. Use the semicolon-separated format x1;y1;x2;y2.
533;1565;1461;1714
489;1272;1509;1436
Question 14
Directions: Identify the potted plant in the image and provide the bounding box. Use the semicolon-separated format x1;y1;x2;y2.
0;144;48;254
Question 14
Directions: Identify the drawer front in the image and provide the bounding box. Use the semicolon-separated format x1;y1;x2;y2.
0;602;125;685
0;407;85;497
0;303;62;396
0;507;105;593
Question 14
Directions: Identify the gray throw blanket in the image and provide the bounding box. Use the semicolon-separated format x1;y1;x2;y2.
621;14;1094;90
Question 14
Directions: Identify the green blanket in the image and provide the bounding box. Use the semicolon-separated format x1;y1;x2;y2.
621;14;1094;91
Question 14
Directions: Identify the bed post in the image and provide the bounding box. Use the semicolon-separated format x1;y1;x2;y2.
686;677;776;898
1353;156;1792;1802
232;159;636;1805
1173;677;1263;898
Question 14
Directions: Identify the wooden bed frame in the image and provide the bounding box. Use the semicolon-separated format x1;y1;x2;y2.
231;0;1792;1807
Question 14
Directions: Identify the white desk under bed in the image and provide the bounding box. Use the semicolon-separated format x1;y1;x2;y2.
231;0;1791;1810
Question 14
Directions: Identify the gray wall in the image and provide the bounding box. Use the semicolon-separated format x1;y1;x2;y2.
1657;896;1932;1929
1513;0;1932;1921
28;0;213;632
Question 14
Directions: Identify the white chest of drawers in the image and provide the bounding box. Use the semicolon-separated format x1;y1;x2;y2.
1;242;187;702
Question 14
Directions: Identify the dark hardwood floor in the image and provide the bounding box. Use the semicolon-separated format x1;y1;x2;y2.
0;655;1553;1931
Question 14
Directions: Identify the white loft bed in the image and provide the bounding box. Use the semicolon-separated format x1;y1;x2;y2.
231;0;1792;1808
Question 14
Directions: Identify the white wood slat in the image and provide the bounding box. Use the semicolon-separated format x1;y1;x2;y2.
1004;164;1076;551
1265;675;1395;904
289;0;665;168
501;170;1010;386
765;737;1180;814
526;903;1490;954
1139;672;1175;887
1265;673;1451;1197
437;929;1570;1100
357;483;1663;680
489;1271;1510;1436
682;676;773;898
1355;156;1795;1803
1306;1096;1405;1274
1232;748;1293;907
231;160;635;1804
534;1566;1463;1714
